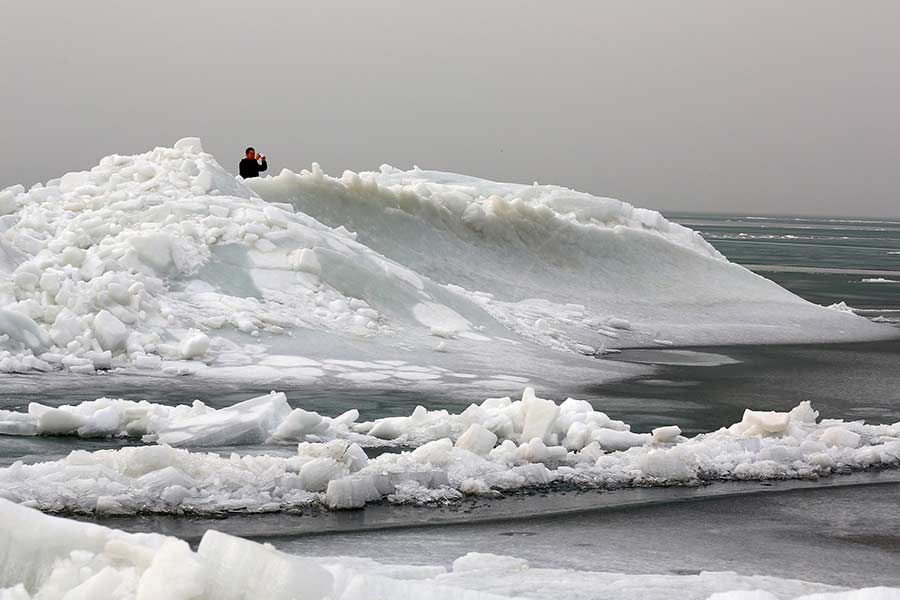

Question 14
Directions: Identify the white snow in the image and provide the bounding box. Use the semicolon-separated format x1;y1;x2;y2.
0;139;893;381
0;500;896;600
2;388;898;514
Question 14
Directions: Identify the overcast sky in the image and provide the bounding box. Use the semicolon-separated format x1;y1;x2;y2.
2;1;898;218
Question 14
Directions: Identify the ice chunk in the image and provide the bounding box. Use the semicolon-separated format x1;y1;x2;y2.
652;425;682;443
128;234;179;274
325;475;381;509
0;499;121;591
136;538;206;600
592;428;650;451
518;438;567;463
452;552;529;573
77;404;122;437
0;189;17;216
729;409;793;437
411;438;454;466
92;310;128;352
173;137;204;153
0;308;50;353
563;422;591;451
49;308;83;347
639;448;697;481
179;329;210;359
455;423;498;455
819;427;861;448
291;248;321;274
29;403;88;435
134;466;196;494
197;529;333;600
155;392;291;447
133;353;163;370
0;411;37;435
270;408;328;441
368;416;408;440
63;566;127;600
790;401;820;424
520;387;560;443
300;458;346;492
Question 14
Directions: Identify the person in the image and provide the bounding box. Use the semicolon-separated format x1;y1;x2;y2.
239;147;267;179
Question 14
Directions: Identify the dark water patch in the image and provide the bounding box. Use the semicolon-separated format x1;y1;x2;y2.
584;339;900;435
261;478;900;588
667;213;900;311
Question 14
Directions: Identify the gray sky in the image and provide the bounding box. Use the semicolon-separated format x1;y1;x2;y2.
2;1;899;218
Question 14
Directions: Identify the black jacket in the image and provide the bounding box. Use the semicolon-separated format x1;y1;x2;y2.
239;158;267;179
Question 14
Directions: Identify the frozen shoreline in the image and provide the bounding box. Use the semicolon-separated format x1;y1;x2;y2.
1;499;897;600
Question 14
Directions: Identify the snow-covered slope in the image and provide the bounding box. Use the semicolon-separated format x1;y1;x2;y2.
0;139;892;379
0;500;895;600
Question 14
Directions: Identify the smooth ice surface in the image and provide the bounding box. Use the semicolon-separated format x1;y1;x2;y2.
0;139;893;381
2;388;898;514
251;164;897;350
0;500;897;600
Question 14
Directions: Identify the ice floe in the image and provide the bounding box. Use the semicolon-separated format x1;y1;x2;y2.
1;388;898;514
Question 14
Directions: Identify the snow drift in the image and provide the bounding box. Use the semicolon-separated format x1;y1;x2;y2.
0;500;896;600
2;388;898;514
0;139;893;379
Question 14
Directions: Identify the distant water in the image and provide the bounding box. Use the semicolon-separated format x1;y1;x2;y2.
669;213;900;321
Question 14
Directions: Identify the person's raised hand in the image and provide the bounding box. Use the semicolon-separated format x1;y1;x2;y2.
259;155;266;161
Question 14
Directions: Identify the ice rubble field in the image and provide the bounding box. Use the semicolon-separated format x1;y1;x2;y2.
1;500;898;600
1;141;899;600
0;138;893;379
1;388;898;513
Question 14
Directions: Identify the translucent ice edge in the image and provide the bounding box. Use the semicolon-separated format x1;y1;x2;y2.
1;388;898;513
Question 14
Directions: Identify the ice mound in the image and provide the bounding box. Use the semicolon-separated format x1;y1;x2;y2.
0;139;893;379
0;500;895;600
251;164;896;349
0;139;460;376
2;389;898;514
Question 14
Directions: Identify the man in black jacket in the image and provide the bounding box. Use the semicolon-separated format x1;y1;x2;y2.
239;147;267;179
